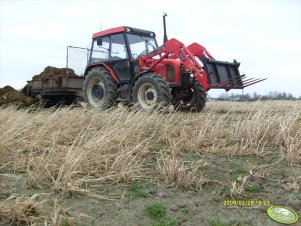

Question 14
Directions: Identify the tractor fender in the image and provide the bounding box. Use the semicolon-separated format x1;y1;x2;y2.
194;72;209;92
129;70;153;94
84;63;120;84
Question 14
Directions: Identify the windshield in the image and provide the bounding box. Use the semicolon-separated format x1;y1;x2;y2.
126;34;157;59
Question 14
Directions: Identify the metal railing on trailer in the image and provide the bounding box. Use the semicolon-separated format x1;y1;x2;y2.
66;46;91;76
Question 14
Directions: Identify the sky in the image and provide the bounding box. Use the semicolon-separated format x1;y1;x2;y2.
0;0;300;97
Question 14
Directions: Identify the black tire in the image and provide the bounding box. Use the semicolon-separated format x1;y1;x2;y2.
35;94;52;107
173;83;207;112
35;94;47;105
83;67;118;109
132;73;172;110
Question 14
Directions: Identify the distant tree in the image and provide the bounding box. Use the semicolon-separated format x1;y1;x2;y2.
215;91;297;101
287;93;295;100
253;92;259;100
217;93;230;101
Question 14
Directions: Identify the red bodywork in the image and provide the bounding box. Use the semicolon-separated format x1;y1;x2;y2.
138;38;211;91
92;26;125;39
88;62;120;83
187;43;215;60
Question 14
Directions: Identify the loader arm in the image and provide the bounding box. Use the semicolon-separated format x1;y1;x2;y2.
139;38;266;91
139;38;210;90
187;42;215;60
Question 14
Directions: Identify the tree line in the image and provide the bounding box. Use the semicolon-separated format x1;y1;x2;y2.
211;91;301;101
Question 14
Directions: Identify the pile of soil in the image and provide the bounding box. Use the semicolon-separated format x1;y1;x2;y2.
0;66;79;108
0;85;34;107
31;66;80;87
32;66;79;81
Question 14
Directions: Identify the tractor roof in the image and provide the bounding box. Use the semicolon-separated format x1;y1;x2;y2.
92;26;156;39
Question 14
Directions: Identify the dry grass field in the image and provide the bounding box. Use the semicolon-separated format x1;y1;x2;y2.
0;101;300;226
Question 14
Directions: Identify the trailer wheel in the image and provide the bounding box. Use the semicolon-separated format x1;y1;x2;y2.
83;67;118;109
35;94;45;105
173;83;207;112
132;73;171;110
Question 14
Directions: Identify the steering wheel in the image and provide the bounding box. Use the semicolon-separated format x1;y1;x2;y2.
137;50;149;59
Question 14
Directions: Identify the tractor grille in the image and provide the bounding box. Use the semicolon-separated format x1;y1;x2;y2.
166;64;175;82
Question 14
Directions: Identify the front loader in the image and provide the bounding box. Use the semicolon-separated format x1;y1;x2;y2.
83;14;265;111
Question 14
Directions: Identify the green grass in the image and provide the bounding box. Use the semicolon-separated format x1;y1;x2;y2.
144;203;166;219
128;182;148;199
231;167;248;182
144;203;177;226
220;185;231;196
236;167;248;175
269;181;282;189
245;184;263;193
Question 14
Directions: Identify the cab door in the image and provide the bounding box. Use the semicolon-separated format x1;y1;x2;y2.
106;34;131;84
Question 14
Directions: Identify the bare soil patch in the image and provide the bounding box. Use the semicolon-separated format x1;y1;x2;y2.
0;86;34;107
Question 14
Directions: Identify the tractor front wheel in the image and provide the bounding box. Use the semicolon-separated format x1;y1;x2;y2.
83;67;118;109
173;83;207;112
132;73;172;110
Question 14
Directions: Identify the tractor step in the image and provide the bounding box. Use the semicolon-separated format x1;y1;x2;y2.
203;59;266;91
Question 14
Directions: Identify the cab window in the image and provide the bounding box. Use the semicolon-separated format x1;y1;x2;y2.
127;34;157;59
110;34;128;60
90;37;110;63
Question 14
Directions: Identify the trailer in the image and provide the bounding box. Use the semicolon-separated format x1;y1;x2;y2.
26;76;84;105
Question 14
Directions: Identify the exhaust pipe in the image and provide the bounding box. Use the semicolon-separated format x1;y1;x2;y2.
163;13;168;43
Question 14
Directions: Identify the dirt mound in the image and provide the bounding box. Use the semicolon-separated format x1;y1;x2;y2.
0;66;79;108
32;66;78;81
0;86;34;107
0;85;15;96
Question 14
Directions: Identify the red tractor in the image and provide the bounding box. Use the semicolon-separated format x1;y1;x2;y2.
83;15;265;111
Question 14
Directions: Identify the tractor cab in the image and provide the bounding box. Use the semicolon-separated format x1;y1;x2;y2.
88;26;158;84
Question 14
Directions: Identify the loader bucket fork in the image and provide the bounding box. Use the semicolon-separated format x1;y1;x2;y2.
203;59;266;91
187;43;266;91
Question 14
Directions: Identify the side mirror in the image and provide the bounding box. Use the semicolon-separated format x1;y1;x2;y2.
97;38;103;46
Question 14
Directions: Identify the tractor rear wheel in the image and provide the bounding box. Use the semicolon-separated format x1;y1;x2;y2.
83;67;118;109
173;83;207;112
132;73;172;110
